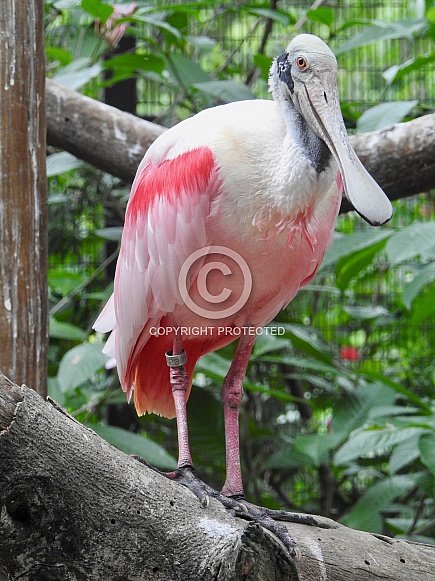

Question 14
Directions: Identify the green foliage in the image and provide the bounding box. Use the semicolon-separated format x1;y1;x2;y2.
356;100;418;132
44;0;435;545
90;424;177;469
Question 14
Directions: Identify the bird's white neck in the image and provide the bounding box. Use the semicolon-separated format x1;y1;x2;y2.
277;93;332;175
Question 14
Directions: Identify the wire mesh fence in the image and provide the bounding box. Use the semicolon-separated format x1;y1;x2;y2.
137;0;435;117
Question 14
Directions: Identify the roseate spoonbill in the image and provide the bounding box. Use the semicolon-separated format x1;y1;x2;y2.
94;34;392;556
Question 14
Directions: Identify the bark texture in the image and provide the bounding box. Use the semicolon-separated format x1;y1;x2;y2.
0;0;48;396
346;113;435;206
46;79;435;202
46;78;165;183
1;375;434;581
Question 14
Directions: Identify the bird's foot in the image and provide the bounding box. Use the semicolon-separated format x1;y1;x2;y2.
131;455;210;508
166;465;210;508
205;490;316;560
131;455;314;559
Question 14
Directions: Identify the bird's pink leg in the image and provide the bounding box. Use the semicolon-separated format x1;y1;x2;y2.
167;334;193;469
145;332;316;559
221;335;255;498
216;334;318;560
164;334;209;506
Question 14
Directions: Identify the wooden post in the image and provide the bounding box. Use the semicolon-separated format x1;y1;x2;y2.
0;0;48;396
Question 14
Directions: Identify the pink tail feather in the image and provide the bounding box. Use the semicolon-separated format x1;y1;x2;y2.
132;332;202;419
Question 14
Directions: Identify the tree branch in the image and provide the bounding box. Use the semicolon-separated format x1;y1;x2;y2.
1;374;434;580
46;78;165;183
46;79;435;203
346;114;435;205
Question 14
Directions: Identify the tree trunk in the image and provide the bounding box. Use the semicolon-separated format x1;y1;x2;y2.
45;78;435;201
0;0;48;397
1;375;434;581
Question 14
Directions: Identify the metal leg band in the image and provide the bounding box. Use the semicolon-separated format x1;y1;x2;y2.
165;350;187;367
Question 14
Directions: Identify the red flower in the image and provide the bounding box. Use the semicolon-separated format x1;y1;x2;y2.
340;346;359;361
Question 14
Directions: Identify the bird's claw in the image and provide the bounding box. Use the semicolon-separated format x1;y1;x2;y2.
166;465;210;508
230;502;304;561
132;455;210;507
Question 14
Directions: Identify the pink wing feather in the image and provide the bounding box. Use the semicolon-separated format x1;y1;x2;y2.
94;146;221;401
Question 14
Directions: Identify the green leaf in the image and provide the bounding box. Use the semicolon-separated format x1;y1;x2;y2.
196;352;230;381
264;442;317;470
293;433;342;467
48;377;65;407
104;53;165;78
307;7;334;28
320;230;392;271
243;7;293;26
251;332;289;359
53;62;102;90
57;343;108;392
335;236;389;292
356;101;417;133
90;424;177;470
409;286;435;326
49;270;87;295
283;324;333;364
165;10;188;34
183;389;225;468
186;35;216;52
94;227;123;241
81;0;114;23
264;355;340;376
360;372;431;412
194;80;255;103
242;381;301;404
45;47;72;67
385;222;435;265
340;476;415;532
166;53;210;88
334;426;429;465
132;14;182;40
47;152;84;177
336;19;427;55
53;0;81;8
49;317;87;341
332;383;396;442
383;52;435;83
343;306;390;320
389;433;422;474
368;405;420;421
402;262;435;309
253;53;272;79
419;433;435;476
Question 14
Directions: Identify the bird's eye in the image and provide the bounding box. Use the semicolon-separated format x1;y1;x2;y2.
295;56;308;70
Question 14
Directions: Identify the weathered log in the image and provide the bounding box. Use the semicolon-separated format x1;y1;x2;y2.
45;79;435;203
347;113;435;205
1;374;435;580
46;78;165;183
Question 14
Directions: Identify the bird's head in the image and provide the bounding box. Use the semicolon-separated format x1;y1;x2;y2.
270;34;392;227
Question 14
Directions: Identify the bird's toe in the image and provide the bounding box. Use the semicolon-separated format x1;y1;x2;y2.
211;495;316;560
167;465;210;508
